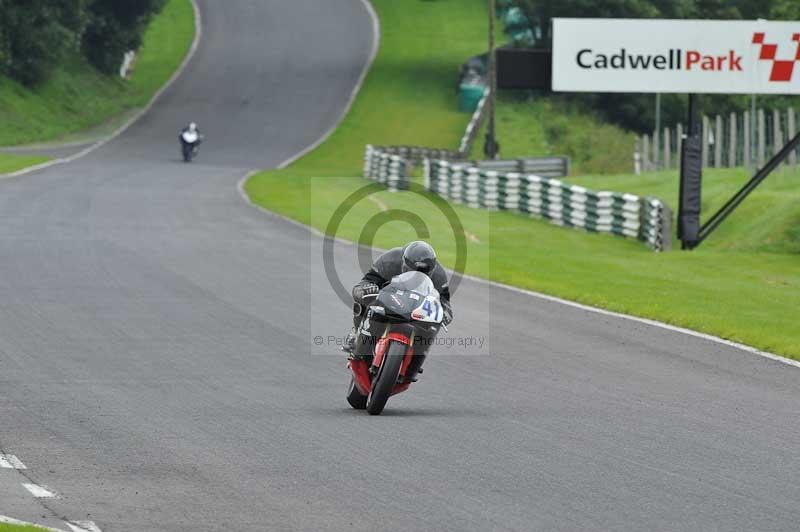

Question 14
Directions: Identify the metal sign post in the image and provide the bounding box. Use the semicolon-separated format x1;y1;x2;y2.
678;94;702;249
484;0;499;159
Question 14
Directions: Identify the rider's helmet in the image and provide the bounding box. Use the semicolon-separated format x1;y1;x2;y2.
401;241;437;275
188;122;198;132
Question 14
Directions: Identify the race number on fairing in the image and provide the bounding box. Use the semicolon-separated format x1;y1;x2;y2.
412;296;442;323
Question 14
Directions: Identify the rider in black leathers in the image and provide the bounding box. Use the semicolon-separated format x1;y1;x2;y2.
344;241;453;360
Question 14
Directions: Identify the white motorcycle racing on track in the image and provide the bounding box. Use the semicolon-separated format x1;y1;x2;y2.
179;128;203;162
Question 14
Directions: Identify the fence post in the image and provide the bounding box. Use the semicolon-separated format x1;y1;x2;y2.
642;134;650;171
743;111;750;169
701;115;710;168
714;115;723;168
663;127;670;170
788;108;797;166
634;137;642;175
728;112;737;168
758;108;766;168
772;109;779;157
676;123;683;164
653;129;660;170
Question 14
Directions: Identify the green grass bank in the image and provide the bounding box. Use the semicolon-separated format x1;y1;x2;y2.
468;92;636;174
0;0;195;148
0;153;50;174
0;523;48;532
245;0;800;359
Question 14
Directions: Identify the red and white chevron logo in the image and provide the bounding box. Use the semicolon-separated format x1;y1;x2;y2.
752;32;800;82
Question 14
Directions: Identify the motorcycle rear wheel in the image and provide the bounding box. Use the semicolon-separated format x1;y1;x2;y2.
366;341;405;415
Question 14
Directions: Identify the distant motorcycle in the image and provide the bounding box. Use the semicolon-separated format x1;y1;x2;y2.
346;271;444;415
179;129;203;162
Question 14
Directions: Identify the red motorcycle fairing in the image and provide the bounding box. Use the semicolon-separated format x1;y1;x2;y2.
350;332;415;397
349;358;372;396
372;332;412;368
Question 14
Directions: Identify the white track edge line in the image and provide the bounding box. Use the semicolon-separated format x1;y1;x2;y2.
0;0;203;180
65;521;102;532
275;0;380;170
23;483;57;499
0;454;26;469
236;173;799;370
469;277;800;369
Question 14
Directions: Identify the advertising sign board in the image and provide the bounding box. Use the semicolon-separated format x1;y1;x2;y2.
553;18;800;94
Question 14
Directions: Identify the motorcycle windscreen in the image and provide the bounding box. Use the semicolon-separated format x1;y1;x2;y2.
379;271;442;323
388;271;437;296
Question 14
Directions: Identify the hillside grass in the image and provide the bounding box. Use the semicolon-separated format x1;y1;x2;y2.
0;0;195;147
469;92;637;174
245;0;800;359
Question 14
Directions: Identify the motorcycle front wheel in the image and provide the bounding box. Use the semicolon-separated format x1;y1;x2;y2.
366;341;405;415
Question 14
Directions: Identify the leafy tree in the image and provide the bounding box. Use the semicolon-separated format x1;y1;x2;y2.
693;0;741;18
82;0;167;74
0;0;88;86
732;0;779;19
769;0;800;19
0;0;165;84
510;0;659;47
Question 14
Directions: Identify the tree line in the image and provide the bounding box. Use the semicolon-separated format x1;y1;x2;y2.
502;0;800;133
509;0;798;45
0;0;166;86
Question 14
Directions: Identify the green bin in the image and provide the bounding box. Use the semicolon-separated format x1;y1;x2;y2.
458;83;486;113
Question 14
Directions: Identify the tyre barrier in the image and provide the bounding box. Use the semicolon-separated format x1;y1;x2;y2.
425;159;672;251
364;144;461;191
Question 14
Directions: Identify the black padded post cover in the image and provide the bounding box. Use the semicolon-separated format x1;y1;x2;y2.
679;135;702;248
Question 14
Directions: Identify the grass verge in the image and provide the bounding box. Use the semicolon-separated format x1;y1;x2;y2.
0;0;195;147
245;0;800;359
572;166;800;254
469;91;636;174
0;523;49;531
0;153;50;174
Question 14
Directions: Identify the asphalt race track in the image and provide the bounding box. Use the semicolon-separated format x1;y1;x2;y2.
1;1;799;531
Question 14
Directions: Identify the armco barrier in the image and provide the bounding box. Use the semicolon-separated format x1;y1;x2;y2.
425;159;672;251
458;88;490;157
364;144;461;191
472;156;569;178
